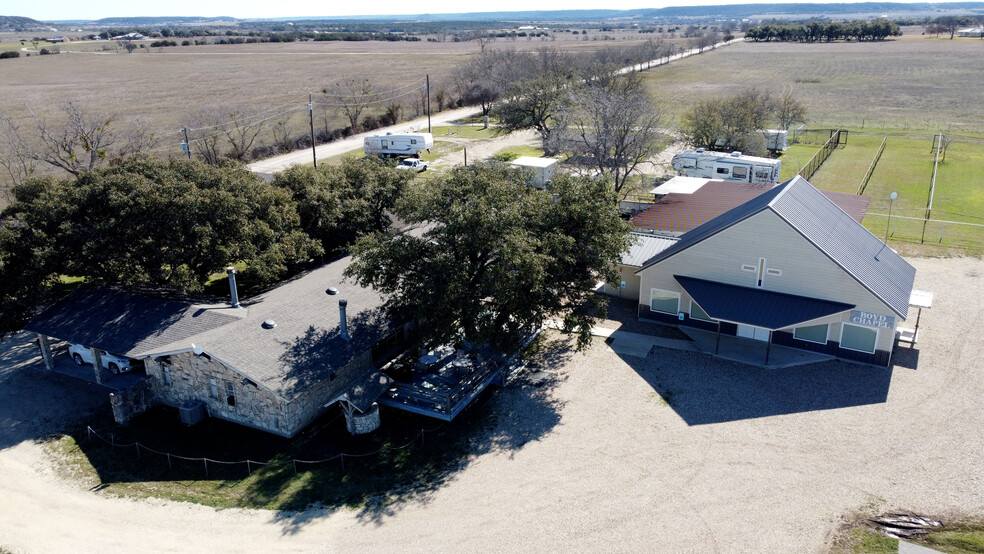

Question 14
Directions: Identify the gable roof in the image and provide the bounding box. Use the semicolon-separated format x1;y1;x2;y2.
637;176;916;318
621;232;679;267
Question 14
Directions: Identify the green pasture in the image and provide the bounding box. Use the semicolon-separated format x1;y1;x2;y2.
430;125;498;140
779;144;819;182
809;135;887;194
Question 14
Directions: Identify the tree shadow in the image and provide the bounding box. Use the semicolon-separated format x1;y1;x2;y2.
617;346;893;425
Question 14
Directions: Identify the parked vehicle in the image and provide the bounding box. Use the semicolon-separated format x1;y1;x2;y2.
364;132;434;158
395;158;429;172
671;149;782;185
67;343;136;374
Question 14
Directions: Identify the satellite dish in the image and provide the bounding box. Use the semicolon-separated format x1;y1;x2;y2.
192;343;204;356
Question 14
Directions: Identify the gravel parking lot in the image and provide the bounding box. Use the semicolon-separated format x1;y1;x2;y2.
1;256;982;553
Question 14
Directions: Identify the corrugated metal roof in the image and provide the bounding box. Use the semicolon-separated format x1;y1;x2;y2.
632;180;869;234
638;177;915;318
621;233;679;267
676;275;855;330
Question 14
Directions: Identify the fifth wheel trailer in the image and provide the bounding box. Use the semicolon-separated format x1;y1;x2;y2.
363;133;434;158
671;149;781;185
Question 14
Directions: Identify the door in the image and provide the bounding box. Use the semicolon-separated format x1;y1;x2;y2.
737;324;770;342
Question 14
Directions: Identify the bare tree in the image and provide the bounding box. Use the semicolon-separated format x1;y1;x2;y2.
325;79;374;131
29;102;118;176
0;114;39;198
187;108;225;165
455;49;507;128
557;74;664;195
775;91;807;130
270;117;294;152
219;107;265;161
471;30;493;52
118;40;137;53
115;117;161;160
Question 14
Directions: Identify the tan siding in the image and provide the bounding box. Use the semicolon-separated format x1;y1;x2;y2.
603;264;641;300
638;210;901;351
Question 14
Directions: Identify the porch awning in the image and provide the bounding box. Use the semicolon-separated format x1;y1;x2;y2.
675;275;855;330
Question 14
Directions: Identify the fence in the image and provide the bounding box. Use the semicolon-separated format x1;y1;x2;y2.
85;422;446;478
798;129;847;181
866;209;984;249
856;137;888;195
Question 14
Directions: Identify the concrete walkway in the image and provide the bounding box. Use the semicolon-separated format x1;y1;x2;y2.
589;326;698;359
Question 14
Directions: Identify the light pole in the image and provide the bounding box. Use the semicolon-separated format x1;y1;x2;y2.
885;192;898;243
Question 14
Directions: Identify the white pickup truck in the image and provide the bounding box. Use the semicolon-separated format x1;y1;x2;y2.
396;158;429;172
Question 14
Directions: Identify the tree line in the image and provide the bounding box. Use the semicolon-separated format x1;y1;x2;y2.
745;20;902;42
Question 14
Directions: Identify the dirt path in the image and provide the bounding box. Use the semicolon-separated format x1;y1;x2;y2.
3;257;982;552
429;129;541;169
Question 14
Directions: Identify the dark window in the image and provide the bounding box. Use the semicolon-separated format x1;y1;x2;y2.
716;167;729;175
225;382;236;407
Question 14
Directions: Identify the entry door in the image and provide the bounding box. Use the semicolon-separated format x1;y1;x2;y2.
737;324;770;342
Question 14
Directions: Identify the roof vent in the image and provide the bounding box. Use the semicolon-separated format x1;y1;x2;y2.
696;148;705;153
262;319;277;329
731;151;742;157
325;286;339;295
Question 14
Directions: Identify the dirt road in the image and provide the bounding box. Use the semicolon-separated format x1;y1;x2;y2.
2;256;982;553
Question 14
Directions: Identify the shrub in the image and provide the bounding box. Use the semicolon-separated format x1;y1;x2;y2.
0;51;20;59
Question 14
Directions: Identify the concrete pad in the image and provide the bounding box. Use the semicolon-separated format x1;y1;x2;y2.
899;540;943;554
607;334;655;359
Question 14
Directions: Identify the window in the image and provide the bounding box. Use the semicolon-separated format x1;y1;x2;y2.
732;166;748;179
716;167;729;175
208;378;218;399
650;289;680;315
225;381;236;407
840;323;877;353
794;324;828;344
411;139;417;144
690;300;714;322
163;365;172;386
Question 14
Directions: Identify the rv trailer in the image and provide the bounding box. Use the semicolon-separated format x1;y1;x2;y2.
671;149;781;185
363;132;434;158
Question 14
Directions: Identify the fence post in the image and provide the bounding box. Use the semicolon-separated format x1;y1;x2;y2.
135;443;140;459
111;434;114;447
204;459;208;477
292;460;297;476
167;453;172;471
87;426;91;441
340;453;345;471
246;460;251;476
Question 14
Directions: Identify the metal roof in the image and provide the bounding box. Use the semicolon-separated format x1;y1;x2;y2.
621;232;679;267
676;275;855;330
638;177;915;318
633;180;870;235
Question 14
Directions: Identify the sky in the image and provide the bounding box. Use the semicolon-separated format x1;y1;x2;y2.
22;0;836;22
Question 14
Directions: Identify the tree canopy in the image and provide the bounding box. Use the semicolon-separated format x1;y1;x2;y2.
344;163;633;353
680;88;807;154
0;156;321;336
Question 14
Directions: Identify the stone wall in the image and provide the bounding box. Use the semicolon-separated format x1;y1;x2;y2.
285;350;375;436
144;352;289;437
109;377;157;425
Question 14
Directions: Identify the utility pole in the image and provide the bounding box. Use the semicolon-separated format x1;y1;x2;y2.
426;74;432;133
308;94;317;168
182;127;192;159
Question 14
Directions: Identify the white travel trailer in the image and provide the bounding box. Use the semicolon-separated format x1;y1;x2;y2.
363;132;434;158
671;149;782;185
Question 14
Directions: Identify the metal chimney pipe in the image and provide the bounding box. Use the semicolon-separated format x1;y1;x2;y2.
339;299;350;340
226;267;240;308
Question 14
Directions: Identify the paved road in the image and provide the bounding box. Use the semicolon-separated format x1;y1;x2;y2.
246;38;743;176
246;106;481;175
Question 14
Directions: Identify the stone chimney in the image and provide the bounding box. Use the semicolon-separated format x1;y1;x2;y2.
226;267;240;308
339;299;350;340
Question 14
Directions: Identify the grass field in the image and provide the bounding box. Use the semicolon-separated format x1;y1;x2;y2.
643;37;984;134
809;135;886;193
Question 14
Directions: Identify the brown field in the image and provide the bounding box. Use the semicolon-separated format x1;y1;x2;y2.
644;35;984;134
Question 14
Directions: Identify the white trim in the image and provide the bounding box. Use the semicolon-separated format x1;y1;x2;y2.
839;322;878;354
793;323;829;344
649;288;681;315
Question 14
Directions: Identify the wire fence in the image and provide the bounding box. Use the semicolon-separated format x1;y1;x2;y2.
856;136;887;195
798;129;847;181
85;422;446;477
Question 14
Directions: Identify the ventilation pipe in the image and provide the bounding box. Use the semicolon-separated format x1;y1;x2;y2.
226;267;240;308
339;299;350;340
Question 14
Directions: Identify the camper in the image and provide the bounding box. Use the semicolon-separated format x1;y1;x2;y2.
510;156;558;188
363;132;434;158
671;149;781;185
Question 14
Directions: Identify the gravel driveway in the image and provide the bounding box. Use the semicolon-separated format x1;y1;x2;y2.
1;256;982;553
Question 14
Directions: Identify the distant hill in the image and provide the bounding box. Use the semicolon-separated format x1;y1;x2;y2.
0;15;45;30
30;2;984;27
